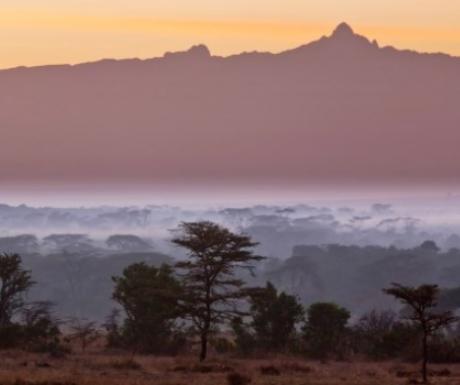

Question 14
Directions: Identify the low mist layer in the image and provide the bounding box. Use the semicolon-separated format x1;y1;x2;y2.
2;197;460;320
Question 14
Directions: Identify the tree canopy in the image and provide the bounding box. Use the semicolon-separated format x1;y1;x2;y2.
112;262;183;354
249;282;304;351
303;302;350;360
172;221;263;361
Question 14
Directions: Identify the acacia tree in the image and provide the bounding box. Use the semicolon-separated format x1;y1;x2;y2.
0;235;39;255
172;221;263;361
43;234;95;254
106;235;153;252
384;283;458;383
0;253;34;326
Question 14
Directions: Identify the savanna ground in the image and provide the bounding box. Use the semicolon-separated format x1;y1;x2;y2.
0;350;458;385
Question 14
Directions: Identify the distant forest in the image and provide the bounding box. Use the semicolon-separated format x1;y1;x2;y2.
1;231;460;321
1;202;460;321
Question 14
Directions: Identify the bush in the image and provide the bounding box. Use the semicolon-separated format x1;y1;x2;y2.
103;309;124;349
111;263;185;355
303;302;350;360
231;317;257;356
0;302;68;355
249;282;304;352
428;336;460;363
21;302;67;355
227;372;251;385
353;310;419;359
0;324;23;349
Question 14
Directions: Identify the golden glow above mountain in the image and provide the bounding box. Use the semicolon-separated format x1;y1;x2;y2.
1;0;460;68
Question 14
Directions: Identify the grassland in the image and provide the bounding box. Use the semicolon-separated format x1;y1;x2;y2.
0;350;458;385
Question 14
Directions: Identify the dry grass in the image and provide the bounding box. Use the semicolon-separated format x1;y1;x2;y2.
0;351;459;385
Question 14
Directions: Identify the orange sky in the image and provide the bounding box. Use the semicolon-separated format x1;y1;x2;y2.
1;0;459;69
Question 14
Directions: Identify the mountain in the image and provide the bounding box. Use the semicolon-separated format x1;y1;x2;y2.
1;23;459;186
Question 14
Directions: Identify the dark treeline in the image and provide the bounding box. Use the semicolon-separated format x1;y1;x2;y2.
3;231;460;321
1;221;460;383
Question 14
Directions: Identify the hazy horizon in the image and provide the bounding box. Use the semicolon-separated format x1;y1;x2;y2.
2;9;460;250
2;182;460;208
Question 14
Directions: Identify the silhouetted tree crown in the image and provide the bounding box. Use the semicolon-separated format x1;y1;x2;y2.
172;221;263;361
112;263;183;354
0;253;34;326
419;240;440;253
303;302;350;360
43;234;95;254
249;282;304;351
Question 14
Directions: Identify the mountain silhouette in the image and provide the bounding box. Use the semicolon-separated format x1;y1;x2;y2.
0;23;459;186
333;22;354;35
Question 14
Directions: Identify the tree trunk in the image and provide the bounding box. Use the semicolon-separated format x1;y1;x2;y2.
422;332;428;383
200;282;211;362
0;291;8;327
199;331;208;362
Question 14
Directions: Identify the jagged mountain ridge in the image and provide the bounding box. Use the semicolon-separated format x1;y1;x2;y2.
0;23;459;184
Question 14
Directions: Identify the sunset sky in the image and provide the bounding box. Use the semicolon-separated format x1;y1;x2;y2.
1;0;459;69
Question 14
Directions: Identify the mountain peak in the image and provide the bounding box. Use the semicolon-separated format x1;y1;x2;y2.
323;22;377;49
163;44;211;60
331;22;355;38
187;44;211;57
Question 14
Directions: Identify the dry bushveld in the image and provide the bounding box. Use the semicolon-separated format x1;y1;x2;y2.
0;351;458;385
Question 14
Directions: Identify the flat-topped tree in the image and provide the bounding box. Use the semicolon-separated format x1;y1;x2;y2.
172;221;264;361
106;234;153;252
384;283;458;383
